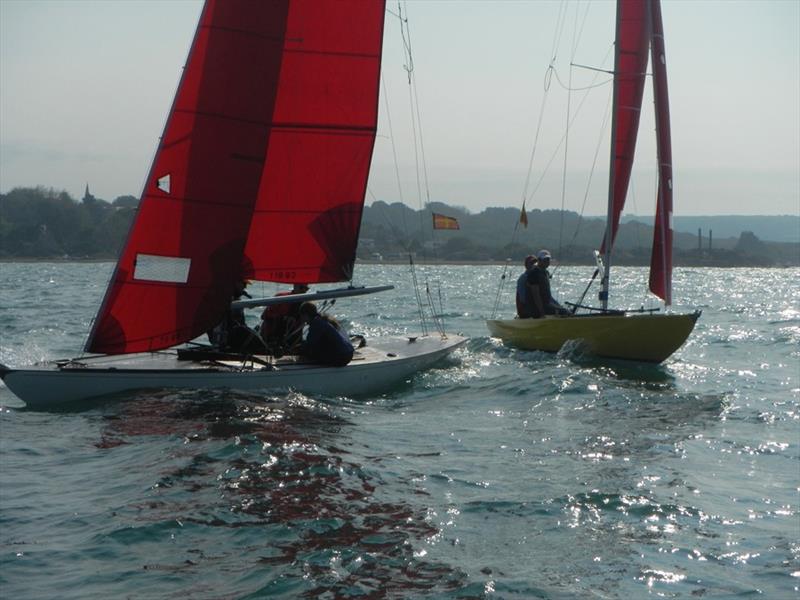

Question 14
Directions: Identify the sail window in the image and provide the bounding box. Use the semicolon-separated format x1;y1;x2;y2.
157;174;171;194
133;254;190;283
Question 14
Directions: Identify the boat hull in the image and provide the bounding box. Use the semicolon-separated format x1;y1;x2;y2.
1;335;466;409
486;312;699;363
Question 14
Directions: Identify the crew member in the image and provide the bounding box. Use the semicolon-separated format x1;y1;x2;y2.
260;283;309;353
526;249;569;318
297;302;354;366
516;255;536;318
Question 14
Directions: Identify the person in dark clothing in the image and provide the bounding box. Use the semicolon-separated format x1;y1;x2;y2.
260;283;309;354
297;302;354;367
516;254;537;318
526;249;570;318
208;280;264;352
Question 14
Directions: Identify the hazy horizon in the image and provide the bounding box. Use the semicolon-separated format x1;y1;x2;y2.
1;1;798;217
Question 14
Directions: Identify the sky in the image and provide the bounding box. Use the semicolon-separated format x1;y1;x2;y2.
1;0;798;217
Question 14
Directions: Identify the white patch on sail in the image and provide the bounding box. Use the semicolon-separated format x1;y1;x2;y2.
134;254;190;283
157;174;171;194
668;211;674;230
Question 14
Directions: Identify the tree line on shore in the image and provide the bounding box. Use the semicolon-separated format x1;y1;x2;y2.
1;187;797;267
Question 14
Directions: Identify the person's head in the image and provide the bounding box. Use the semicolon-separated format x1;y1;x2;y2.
524;255;536;270
298;301;318;323
536;249;552;266
292;283;309;294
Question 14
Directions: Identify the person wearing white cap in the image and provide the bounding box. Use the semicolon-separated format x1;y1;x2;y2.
525;249;570;318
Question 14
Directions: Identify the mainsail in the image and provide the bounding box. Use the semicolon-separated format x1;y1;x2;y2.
86;0;386;354
242;2;385;285
601;0;673;306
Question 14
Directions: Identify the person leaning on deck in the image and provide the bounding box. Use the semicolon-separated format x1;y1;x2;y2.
297;302;355;366
516;254;537;318
526;249;570;318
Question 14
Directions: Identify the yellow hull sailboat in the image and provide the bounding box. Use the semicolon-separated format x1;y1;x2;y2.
487;311;699;363
487;0;699;363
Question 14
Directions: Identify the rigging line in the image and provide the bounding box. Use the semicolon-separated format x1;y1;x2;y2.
424;281;445;336
381;74;410;239
557;1;584;263
411;68;432;208
550;67;613;91
395;3;421;216
565;83;613;253
550;0;570;65
519;65;554;219
401;1;443;291
401;1;432;208
366;186;409;253
400;12;426;252
627;173;653;308
525;42;614;206
490;261;511;319
402;1;439;265
408;255;429;335
397;1;435;335
436;282;445;334
520;0;572;214
573;0;593;57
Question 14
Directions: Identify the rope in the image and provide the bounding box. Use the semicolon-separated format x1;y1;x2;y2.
381;74;409;235
408;255;429;335
490;261;511;319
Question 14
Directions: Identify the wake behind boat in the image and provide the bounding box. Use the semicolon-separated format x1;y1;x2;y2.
487;0;698;363
2;0;466;408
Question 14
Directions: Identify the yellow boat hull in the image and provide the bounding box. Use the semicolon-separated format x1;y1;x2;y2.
486;311;700;363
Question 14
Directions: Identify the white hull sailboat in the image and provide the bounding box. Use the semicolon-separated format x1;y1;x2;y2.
1;335;463;409
487;0;698;363
1;0;465;408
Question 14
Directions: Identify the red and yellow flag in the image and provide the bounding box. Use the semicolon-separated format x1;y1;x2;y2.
432;213;460;230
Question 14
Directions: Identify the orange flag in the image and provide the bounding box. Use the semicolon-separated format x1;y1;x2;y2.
432;213;460;230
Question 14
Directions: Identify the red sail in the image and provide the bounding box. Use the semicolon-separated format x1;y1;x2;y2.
600;0;650;254
242;0;385;284
86;0;385;354
648;0;673;305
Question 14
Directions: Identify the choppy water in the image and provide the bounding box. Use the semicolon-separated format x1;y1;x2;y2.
1;262;798;599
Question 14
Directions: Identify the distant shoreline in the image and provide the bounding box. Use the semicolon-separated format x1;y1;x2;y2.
2;258;797;268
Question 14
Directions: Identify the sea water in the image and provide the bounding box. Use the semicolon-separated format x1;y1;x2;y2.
1;262;798;599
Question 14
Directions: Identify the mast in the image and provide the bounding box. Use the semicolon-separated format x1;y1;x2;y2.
601;2;624;311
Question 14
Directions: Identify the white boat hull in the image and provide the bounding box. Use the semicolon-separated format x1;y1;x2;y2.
1;335;467;409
